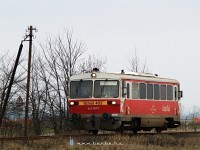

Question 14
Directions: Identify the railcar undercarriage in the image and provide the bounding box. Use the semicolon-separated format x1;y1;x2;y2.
69;115;180;135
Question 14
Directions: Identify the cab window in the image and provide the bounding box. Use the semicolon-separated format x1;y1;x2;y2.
70;80;93;99
94;80;119;98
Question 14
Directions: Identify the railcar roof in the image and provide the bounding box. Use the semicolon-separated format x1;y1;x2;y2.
70;72;179;84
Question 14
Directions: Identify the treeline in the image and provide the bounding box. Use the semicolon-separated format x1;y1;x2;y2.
0;30;106;135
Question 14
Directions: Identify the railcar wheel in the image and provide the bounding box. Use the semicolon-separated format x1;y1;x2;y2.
155;128;162;133
132;130;138;134
92;130;98;135
131;118;141;128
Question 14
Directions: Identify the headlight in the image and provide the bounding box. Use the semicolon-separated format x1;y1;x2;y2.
70;102;75;105
112;101;116;105
91;72;97;78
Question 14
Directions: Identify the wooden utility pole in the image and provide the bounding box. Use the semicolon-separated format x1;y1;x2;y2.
24;26;37;137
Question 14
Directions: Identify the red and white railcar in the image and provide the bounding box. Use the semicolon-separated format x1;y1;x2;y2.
68;69;182;134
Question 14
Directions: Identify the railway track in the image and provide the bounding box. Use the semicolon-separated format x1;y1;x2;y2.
0;131;199;141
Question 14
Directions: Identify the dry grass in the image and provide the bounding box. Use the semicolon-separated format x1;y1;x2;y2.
1;134;200;150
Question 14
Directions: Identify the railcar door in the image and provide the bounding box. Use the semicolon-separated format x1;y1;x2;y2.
120;80;131;115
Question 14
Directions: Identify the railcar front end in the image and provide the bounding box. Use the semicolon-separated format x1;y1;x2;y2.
68;73;122;134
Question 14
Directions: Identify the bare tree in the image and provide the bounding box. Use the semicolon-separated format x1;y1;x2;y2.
36;29;86;133
78;54;107;73
29;53;48;135
128;48;149;73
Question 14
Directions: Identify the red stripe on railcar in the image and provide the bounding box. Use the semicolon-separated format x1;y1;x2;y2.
122;99;180;116
69;99;120;114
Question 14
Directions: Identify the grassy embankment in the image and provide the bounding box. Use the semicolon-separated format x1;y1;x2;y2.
1;133;200;150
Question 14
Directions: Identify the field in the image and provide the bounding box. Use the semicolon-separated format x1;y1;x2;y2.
1;133;200;150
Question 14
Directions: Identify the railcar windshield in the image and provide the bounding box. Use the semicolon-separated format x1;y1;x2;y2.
70;80;93;99
94;80;119;98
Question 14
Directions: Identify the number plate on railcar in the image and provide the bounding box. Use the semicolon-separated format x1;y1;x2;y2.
79;101;107;105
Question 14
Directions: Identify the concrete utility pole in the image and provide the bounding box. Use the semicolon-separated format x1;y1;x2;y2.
0;44;23;126
24;26;37;137
0;26;36;127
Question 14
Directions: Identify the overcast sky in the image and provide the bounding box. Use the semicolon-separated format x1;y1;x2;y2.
1;0;200;110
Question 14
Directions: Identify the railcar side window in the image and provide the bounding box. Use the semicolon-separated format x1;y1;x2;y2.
70;80;93;99
94;80;119;98
154;84;160;100
140;83;146;99
167;85;173;100
132;83;139;99
161;85;166;100
147;84;153;99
